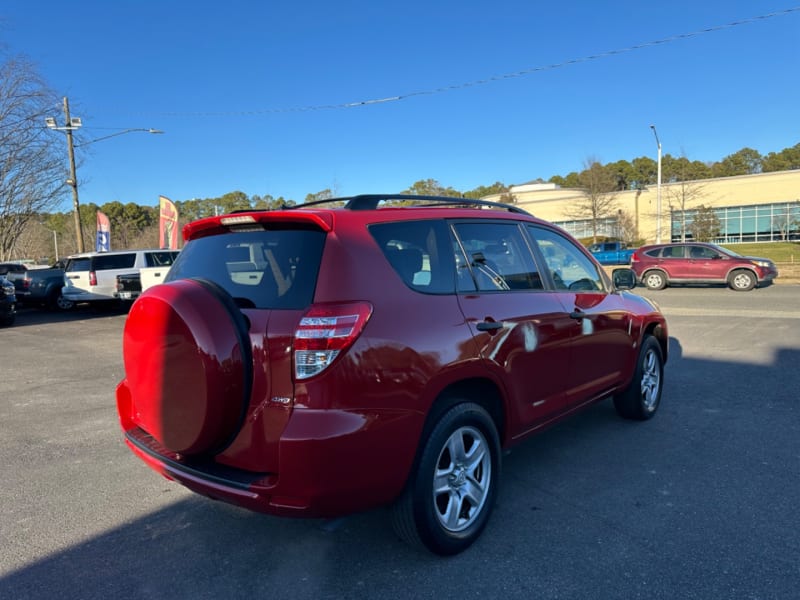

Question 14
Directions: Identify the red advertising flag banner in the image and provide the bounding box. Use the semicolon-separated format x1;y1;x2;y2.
96;210;111;252
159;196;179;250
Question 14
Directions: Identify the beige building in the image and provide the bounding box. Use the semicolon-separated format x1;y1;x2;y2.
485;170;800;245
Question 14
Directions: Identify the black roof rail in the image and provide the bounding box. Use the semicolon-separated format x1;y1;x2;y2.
289;194;532;216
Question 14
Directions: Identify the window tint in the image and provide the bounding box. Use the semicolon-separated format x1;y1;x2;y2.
66;258;91;272
93;254;136;270
145;251;180;267
166;229;325;309
369;220;455;294
452;222;543;292
661;246;685;258
527;226;604;291
689;245;718;259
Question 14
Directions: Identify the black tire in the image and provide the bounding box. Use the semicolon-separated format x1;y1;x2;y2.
643;270;667;291
391;402;501;555
614;336;664;420
728;269;756;292
50;289;74;311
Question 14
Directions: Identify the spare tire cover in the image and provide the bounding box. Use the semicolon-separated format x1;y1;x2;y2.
122;278;251;455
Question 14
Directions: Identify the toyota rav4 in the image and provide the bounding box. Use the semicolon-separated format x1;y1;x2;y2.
116;194;668;555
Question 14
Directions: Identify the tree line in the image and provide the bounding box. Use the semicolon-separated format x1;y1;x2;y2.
2;52;799;261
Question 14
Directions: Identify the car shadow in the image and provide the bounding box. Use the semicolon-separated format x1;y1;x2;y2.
10;303;130;327
1;346;799;599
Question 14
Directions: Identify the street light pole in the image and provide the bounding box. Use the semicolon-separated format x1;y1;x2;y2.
650;125;663;244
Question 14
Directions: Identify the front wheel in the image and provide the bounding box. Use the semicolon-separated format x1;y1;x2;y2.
614;336;664;420
728;269;756;291
391;402;501;555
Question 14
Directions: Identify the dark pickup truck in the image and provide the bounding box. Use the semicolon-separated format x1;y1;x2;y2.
0;263;70;310
115;272;142;302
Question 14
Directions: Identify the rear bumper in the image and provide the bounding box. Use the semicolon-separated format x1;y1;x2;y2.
118;389;422;518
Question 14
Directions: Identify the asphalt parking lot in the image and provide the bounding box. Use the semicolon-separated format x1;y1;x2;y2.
2;285;799;600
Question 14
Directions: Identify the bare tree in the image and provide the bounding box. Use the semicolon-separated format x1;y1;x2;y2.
614;210;639;245
664;153;708;242
564;158;619;242
689;205;721;242
0;55;66;261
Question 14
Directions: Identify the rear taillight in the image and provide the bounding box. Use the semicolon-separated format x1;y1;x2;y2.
631;251;640;263
89;271;97;286
22;276;31;290
293;302;373;380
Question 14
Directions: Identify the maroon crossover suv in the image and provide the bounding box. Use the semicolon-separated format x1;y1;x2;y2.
631;242;778;291
117;195;668;555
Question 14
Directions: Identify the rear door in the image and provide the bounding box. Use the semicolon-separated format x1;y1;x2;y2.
452;220;574;432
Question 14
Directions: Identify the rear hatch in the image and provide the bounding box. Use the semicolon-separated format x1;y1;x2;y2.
118;215;329;474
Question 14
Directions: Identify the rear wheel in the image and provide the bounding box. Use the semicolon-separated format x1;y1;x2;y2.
728;269;756;291
643;270;667;291
614;336;663;420
50;289;74;311
391;402;500;555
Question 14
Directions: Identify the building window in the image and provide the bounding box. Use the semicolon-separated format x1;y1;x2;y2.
671;201;800;244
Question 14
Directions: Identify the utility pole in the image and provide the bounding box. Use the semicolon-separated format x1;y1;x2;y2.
63;97;84;253
46;101;163;254
47;97;84;253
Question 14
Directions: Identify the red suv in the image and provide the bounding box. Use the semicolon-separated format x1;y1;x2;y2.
116;195;668;555
631;242;778;291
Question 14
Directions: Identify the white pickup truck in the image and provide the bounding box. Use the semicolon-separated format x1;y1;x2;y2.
114;251;179;301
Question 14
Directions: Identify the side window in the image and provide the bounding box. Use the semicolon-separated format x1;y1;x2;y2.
94;254;136;270
689;246;716;259
527;226;605;291
369;220;455;294
452;222;543;292
661;246;684;258
145;251;180;267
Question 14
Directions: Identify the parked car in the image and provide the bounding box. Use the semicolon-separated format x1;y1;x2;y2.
631;242;778;291
588;241;636;265
62;249;179;306
0;275;16;326
0;262;69;310
116;194;668;555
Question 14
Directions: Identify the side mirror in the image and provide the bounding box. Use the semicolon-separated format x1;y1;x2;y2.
612;268;637;290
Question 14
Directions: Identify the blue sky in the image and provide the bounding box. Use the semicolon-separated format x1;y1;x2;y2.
2;1;799;211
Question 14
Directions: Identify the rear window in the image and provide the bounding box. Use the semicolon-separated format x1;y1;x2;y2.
166;229;325;309
93;254;136;270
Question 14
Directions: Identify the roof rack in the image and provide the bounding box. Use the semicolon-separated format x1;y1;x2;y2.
290;194;532;215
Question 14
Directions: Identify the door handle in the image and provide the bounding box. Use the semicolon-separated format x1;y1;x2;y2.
476;321;503;332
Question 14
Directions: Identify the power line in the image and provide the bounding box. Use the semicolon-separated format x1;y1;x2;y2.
130;6;800;118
